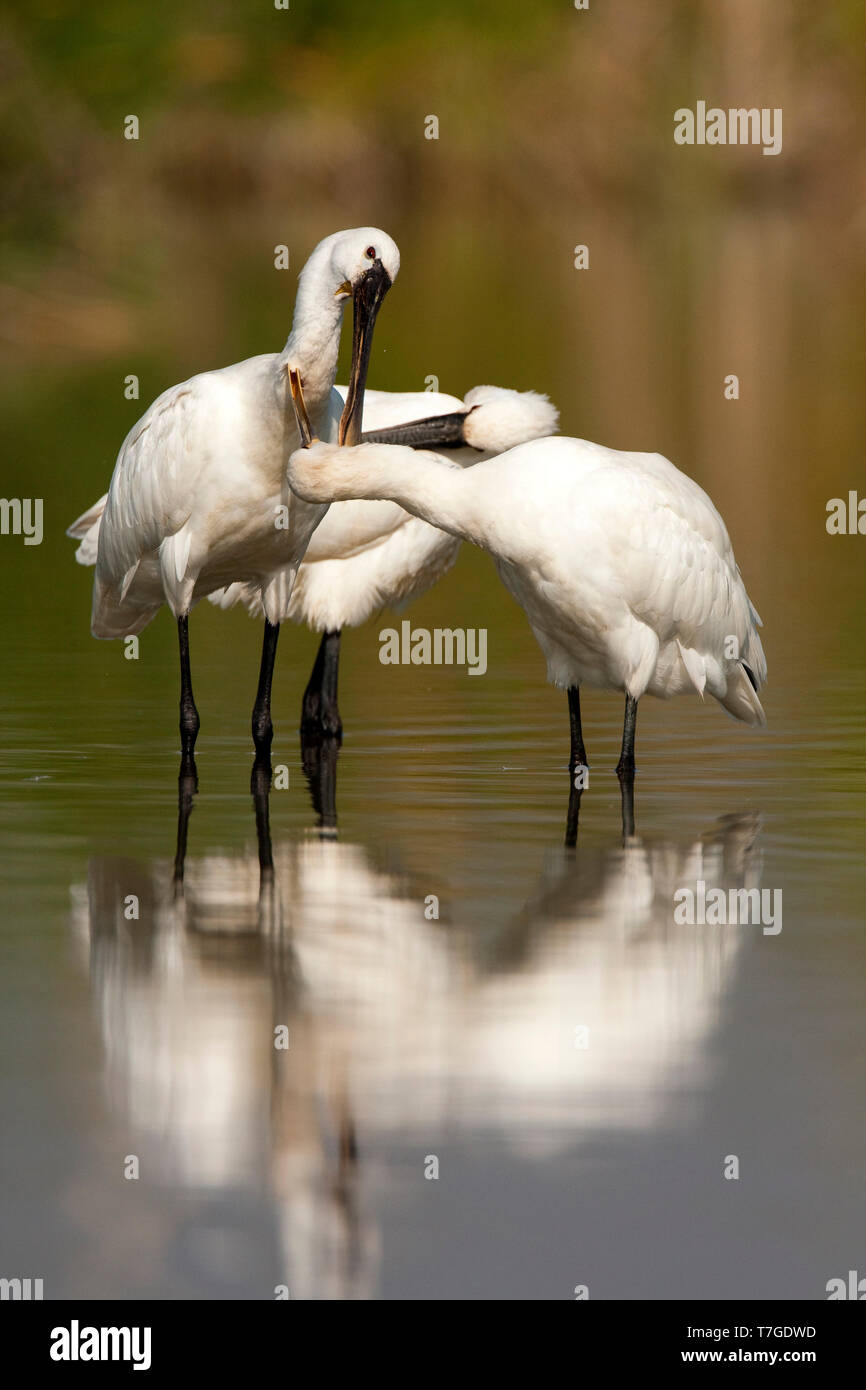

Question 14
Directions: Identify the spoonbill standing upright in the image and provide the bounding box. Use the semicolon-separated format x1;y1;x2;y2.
67;228;399;761
284;425;767;782
210;383;559;739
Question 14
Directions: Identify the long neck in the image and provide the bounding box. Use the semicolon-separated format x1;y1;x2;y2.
276;263;345;417
348;446;489;549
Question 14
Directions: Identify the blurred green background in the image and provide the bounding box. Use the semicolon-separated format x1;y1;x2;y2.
1;0;865;1303
0;0;864;819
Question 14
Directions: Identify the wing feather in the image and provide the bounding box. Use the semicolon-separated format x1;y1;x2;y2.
95;380;208;593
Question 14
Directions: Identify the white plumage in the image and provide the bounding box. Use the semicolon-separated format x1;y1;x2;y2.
67;228;400;638
286;431;768;764
210;383;559;631
69;809;758;1293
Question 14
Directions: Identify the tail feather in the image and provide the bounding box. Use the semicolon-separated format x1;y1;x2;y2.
90;575;160;639
717;662;767;727
67;493;107;567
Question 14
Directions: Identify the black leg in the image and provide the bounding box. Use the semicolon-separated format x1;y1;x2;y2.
620;776;636;841
300;629;343;741
251;756;274;880
177;614;200;758
252;620;280;755
567;686;588;770
565;687;588;848
339;1112;358;1167
565;782;582;848
300;728;340;835
173;753;198;890
333;1082;359;1214
616;694;638;781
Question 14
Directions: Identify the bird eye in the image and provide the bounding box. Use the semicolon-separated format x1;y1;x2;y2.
365;245;376;259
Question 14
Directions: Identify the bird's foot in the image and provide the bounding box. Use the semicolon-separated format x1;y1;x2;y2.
300;691;343;742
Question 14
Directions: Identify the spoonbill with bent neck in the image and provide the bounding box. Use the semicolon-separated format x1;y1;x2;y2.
211;382;558;740
284;425;767;783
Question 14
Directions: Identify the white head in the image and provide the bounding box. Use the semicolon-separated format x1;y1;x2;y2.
280;229;399;450
301;227;400;305
285;228;400;418
462;386;559;452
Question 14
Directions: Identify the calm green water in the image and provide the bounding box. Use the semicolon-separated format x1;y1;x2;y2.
1;204;865;1299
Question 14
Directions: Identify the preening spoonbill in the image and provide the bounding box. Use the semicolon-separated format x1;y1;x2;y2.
284;428;767;779
211;383;558;738
67;227;399;760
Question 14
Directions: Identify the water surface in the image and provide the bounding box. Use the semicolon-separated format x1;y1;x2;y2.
1;187;864;1299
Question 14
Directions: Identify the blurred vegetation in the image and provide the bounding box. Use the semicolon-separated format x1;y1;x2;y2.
0;14;864;1287
2;1;865;275
0;0;864;734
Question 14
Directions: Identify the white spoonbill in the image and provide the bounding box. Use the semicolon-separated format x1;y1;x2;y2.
66;227;399;761
284;423;767;779
210;383;558;738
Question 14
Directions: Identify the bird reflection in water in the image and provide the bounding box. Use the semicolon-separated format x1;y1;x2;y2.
566;768;636;846
70;739;763;1297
